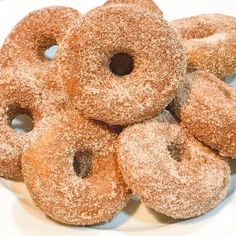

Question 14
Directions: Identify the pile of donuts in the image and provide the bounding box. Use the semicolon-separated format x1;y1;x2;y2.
0;0;235;226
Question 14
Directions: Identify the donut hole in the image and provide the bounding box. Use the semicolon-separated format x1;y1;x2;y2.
7;105;34;133
73;150;92;178
109;53;134;76
167;142;182;162
224;74;236;85
37;35;58;61
111;125;124;134
44;44;58;60
11;115;34;133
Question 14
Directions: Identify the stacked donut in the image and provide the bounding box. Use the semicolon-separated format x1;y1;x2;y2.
0;0;235;226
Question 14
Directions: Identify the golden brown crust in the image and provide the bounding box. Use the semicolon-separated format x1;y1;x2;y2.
22;109;131;225
169;70;236;157
171;14;236;78
104;0;163;17
118;110;230;219
58;4;186;125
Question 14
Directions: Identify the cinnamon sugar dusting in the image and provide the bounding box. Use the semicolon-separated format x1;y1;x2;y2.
171;14;236;78
104;0;163;17
0;6;80;180
169;71;236;157
118;110;230;219
0;65;67;180
0;6;81;92
0;1;234;226
58;4;186;125
22;110;130;225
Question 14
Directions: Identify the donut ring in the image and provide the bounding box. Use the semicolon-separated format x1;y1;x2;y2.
118;110;230;219
58;4;186;125
169;71;236;157
0;67;65;180
22;109;131;225
0;6;80;90
171;14;236;78
104;0;163;17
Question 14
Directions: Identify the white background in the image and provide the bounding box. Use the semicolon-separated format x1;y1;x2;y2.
0;1;236;236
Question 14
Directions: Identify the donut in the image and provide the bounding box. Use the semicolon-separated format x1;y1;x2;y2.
22;109;131;225
0;6;80;90
171;14;236;78
104;0;163;17
169;70;236;157
118;110;230;219
58;4;186;125
0;66;65;180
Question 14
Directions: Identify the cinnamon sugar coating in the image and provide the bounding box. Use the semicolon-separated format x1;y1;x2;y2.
58;4;186;125
0;6;80;91
22;109;131;225
169;71;236;157
0;2;233;225
104;0;163;17
171;14;236;78
118;110;230;219
0;66;65;180
0;6;79;180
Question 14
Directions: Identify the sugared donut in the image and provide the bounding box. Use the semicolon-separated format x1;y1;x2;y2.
0;6;80;90
118;110;230;219
171;14;236;78
0;66;65;180
22;109;131;225
169;70;236;157
58;4;186;125
104;0;163;17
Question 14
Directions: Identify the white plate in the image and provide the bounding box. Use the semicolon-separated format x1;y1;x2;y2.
0;1;236;235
